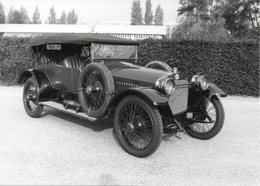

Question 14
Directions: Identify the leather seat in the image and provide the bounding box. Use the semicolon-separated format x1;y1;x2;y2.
40;55;51;64
63;56;86;71
36;54;55;65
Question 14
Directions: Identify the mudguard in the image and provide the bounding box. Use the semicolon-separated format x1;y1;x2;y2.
18;69;55;101
18;69;35;84
109;88;169;108
206;83;227;99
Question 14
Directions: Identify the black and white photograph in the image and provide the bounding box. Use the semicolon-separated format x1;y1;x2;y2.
0;0;259;185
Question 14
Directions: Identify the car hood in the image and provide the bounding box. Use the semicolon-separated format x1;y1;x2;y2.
105;61;171;86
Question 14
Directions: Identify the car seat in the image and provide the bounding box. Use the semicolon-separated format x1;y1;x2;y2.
63;56;87;71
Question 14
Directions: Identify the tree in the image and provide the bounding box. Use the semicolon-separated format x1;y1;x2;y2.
144;0;153;25
154;4;164;25
130;0;143;25
32;6;41;24
58;10;67;24
176;0;260;41
0;1;5;23
172;17;230;42
7;7;30;24
20;6;30;23
12;9;22;24
7;7;14;23
48;6;56;24
178;0;211;21
67;9;78;24
221;0;259;38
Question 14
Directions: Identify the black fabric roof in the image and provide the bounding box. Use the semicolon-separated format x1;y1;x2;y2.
30;33;140;46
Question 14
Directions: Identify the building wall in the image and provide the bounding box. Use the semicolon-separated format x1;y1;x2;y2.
0;24;169;40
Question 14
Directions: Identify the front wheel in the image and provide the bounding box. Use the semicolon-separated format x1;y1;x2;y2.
23;77;43;118
185;96;225;140
114;96;163;158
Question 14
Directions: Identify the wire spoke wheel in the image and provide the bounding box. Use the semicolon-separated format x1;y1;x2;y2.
145;61;172;72
114;96;163;158
24;82;38;111
119;103;153;150
23;78;43;118
189;100;217;133
82;70;106;111
185;96;225;140
78;63;114;118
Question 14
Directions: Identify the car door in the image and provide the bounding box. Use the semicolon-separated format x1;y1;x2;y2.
44;59;62;90
59;65;73;92
43;44;73;92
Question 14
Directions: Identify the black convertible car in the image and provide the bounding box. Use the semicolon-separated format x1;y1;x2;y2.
18;34;227;157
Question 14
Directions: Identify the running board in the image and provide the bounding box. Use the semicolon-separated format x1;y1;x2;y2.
40;101;97;122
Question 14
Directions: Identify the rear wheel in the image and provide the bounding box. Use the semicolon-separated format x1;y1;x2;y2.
185;96;225;140
114;96;163;157
23;77;43;118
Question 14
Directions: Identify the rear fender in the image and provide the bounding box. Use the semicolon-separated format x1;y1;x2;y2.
18;69;35;84
18;69;55;101
109;88;168;108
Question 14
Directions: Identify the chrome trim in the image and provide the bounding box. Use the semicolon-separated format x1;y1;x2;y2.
155;77;175;95
191;75;209;91
163;78;175;95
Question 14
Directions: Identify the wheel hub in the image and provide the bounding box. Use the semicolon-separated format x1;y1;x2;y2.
85;86;92;95
93;82;102;91
134;119;144;128
86;82;102;95
27;86;37;102
126;122;135;132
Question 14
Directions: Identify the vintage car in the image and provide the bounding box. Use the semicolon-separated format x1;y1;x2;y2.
18;33;227;157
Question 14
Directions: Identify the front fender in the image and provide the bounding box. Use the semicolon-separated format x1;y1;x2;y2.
109;88;168;108
206;83;227;99
188;83;226;110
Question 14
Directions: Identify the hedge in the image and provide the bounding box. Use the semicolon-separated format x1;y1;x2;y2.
138;39;259;97
0;37;259;96
0;37;34;85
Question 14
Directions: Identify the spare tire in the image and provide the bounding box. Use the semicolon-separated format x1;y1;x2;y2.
145;61;172;72
78;63;114;118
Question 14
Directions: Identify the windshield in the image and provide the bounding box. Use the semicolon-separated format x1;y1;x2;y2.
92;44;137;59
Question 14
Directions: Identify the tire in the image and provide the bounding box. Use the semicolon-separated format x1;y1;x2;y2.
114;96;163;158
145;61;172;72
23;77;43;118
185;96;225;140
78;63;114;118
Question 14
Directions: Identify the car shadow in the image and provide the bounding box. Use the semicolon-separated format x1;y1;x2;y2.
41;108;114;132
162;133;186;142
41;108;183;141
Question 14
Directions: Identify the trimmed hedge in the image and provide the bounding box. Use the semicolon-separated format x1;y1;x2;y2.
0;37;33;85
0;37;259;96
138;39;259;97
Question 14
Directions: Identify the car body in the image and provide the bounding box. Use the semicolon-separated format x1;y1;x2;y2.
19;33;227;157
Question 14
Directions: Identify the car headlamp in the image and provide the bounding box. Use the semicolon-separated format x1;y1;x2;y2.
155;76;176;95
163;79;175;95
191;75;209;91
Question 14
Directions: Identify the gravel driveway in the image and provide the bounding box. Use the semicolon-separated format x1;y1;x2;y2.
0;86;259;185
